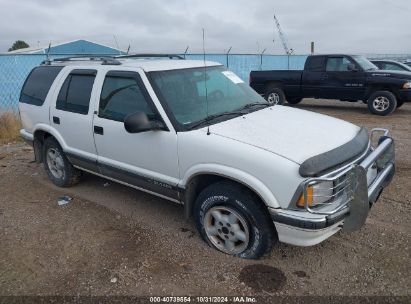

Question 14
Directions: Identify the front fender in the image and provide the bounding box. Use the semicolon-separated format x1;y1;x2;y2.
180;163;280;209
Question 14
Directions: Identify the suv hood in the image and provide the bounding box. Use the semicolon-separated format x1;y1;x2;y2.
208;106;360;164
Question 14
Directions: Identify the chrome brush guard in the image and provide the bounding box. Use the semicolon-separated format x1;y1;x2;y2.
300;128;395;231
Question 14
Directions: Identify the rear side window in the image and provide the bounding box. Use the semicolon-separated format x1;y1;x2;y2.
99;72;155;122
305;56;325;72
56;70;96;115
20;66;63;106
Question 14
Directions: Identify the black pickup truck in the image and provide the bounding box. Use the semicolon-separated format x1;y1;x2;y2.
249;54;411;115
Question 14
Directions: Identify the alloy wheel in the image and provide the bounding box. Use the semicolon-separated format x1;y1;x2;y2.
372;96;390;112
267;92;280;105
46;148;65;179
204;206;250;254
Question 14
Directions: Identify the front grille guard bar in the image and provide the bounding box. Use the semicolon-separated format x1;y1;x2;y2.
302;167;355;215
301;129;394;215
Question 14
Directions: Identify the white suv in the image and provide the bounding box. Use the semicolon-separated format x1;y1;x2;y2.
19;55;395;259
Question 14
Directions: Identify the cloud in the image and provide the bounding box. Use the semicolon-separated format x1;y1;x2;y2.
0;0;410;54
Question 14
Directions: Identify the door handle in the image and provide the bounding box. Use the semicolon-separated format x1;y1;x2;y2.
320;74;329;80
53;116;60;124
94;126;104;135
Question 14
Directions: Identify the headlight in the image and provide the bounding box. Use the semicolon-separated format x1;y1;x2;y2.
402;82;411;89
297;181;333;207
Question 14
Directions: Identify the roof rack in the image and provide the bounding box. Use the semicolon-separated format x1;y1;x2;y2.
117;54;184;60
42;56;122;66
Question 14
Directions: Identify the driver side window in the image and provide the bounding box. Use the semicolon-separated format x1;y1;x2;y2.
326;57;353;72
99;73;155;122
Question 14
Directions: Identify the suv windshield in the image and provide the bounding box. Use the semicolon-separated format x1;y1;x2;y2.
149;66;267;129
352;55;378;71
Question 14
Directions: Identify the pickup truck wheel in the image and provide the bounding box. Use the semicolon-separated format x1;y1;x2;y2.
367;91;397;115
287;97;303;105
194;182;276;259
265;87;285;105
43;137;81;187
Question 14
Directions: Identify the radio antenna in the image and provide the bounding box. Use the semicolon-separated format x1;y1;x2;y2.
202;28;210;136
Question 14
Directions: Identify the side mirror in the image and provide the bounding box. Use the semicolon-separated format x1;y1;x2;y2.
124;112;165;133
347;63;358;71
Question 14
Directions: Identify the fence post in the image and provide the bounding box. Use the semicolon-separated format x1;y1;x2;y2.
260;49;266;71
226;47;232;68
183;46;189;59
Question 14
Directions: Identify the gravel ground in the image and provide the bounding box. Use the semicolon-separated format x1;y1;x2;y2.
0;99;410;298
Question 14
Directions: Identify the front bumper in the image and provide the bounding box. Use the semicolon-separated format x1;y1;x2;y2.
270;129;395;246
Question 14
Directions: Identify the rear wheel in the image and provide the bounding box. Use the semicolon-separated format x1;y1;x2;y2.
367;91;397;116
265;86;285;105
43;137;81;187
194;181;276;259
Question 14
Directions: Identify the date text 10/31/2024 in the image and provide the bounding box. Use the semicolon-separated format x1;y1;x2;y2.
150;296;257;303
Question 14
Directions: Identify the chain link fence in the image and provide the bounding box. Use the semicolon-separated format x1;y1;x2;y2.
0;53;308;112
1;53;410;112
0;55;46;112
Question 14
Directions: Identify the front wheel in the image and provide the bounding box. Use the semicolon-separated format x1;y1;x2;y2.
264;86;285;105
367;91;397;115
194;182;276;259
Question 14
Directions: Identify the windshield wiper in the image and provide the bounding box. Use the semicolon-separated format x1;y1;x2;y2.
237;102;270;110
187;110;247;130
186;102;269;131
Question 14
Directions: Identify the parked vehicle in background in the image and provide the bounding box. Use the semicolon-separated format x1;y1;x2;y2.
250;54;411;115
19;55;395;259
371;60;411;72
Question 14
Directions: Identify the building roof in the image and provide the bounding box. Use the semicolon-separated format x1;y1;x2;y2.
7;39;124;55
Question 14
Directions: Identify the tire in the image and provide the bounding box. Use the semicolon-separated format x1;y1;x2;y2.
194;181;277;259
43;137;81;187
264;86;285;105
287;97;303;105
367;91;397;116
396;99;404;108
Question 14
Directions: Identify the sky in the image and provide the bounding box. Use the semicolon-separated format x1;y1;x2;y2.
0;0;410;55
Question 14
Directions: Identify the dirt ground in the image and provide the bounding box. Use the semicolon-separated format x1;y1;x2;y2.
0;99;410;298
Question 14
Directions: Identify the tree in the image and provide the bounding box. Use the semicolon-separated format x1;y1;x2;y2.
8;40;30;52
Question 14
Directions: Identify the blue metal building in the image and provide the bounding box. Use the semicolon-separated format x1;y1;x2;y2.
6;39;124;55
